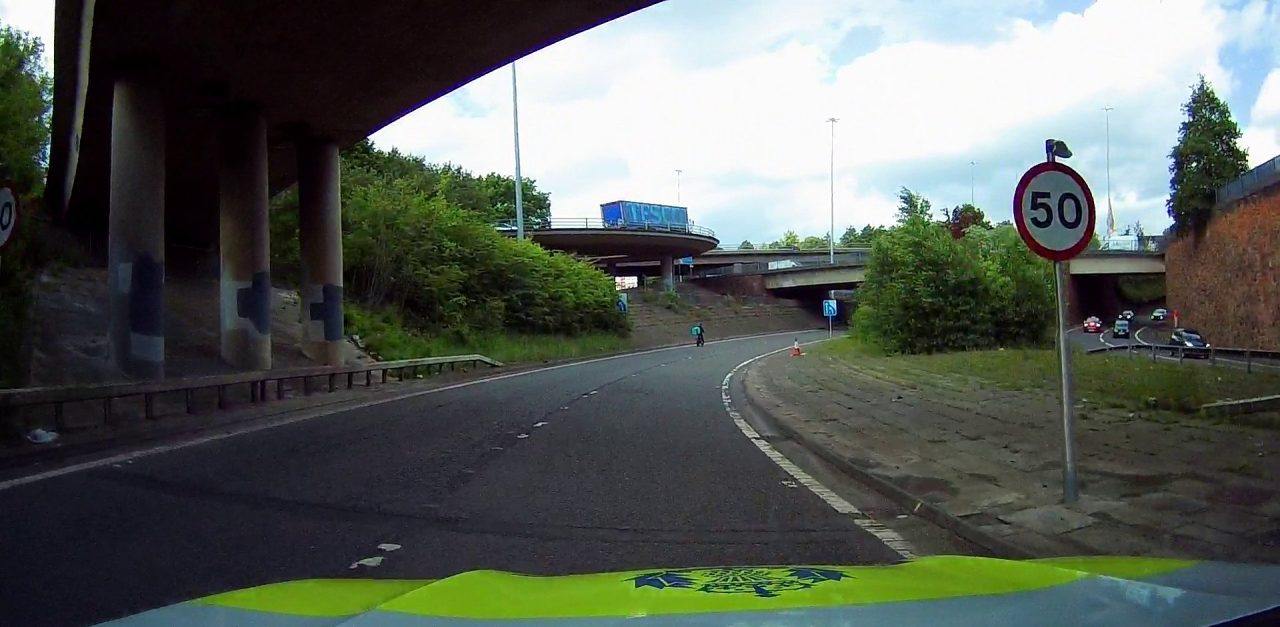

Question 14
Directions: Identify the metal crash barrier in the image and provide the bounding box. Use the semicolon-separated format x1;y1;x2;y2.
0;354;503;432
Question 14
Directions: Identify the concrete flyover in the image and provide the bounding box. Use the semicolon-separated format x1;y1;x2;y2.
500;218;718;290
763;263;867;290
45;0;658;377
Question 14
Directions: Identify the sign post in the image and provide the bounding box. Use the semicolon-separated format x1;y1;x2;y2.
0;184;19;274
1013;148;1096;503
822;298;838;338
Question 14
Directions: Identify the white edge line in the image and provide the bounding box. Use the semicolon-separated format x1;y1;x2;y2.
0;329;821;492
718;341;917;560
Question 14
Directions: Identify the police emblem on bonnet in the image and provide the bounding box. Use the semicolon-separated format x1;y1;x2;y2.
629;567;848;598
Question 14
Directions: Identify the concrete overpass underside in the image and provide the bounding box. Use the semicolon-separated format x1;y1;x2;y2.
46;0;658;378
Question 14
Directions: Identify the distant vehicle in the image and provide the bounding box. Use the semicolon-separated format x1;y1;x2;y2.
1083;316;1102;333
1151;308;1168;321
1120;310;1135;320
1170;328;1209;357
1113;319;1131;338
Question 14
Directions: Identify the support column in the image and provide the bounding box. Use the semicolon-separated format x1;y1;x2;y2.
218;108;271;370
297;138;344;365
108;79;165;379
661;255;675;292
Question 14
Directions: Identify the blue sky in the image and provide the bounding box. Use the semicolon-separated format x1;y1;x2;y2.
3;0;1277;248
368;0;1280;247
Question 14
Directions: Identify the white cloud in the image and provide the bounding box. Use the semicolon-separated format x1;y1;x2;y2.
372;0;1270;246
1243;68;1280;166
0;0;55;67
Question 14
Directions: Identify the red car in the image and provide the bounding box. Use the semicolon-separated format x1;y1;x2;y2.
1082;316;1102;333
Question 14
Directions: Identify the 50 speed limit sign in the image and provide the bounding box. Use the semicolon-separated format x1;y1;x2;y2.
0;185;17;251
1013;162;1096;261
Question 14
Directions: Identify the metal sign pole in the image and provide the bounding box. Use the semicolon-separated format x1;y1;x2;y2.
1053;259;1079;502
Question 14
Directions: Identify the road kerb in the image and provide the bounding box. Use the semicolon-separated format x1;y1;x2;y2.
738;351;1035;560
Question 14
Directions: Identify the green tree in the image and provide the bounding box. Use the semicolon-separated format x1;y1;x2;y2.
0;25;52;194
766;230;800;249
271;142;621;337
895;187;932;223
854;217;1053;353
1167;75;1248;234
944;203;990;239
738;239;755;249
799;234;830;249
838;225;860;247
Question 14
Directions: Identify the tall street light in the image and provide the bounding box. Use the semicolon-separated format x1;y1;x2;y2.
512;62;525;240
1103;106;1115;238
827;117;838;265
675;169;683;204
969;160;976;206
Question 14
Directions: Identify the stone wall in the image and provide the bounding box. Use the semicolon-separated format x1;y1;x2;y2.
1165;187;1280;350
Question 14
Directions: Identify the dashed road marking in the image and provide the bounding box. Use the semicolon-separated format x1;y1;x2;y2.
720;345;917;560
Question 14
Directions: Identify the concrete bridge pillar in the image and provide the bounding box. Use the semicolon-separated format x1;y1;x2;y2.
297;138;345;365
218;108;272;370
108;79;166;379
661;255;675;291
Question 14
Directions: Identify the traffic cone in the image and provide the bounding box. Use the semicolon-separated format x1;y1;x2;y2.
790;339;803;357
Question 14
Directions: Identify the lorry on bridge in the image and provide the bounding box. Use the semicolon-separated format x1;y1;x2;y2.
601;200;689;229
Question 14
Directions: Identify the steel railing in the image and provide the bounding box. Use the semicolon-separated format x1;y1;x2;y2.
1085;344;1279;372
1093;235;1169;253
1216;155;1280;207
495;218;716;238
0;354;503;430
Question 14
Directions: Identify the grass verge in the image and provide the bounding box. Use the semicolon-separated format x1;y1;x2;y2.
813;337;1280;415
345;302;632;364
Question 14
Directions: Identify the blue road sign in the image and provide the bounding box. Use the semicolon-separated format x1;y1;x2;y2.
822;299;838;318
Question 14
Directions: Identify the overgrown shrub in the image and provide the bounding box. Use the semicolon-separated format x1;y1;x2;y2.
856;218;1053;353
270;142;623;338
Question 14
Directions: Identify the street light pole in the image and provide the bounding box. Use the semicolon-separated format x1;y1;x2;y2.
827;117;838;265
512;63;525;240
675;169;683;204
1103;106;1114;238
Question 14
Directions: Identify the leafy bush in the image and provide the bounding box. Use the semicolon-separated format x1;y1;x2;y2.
856;217;1053;353
271;142;624;338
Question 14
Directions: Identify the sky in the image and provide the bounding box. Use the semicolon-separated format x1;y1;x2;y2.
3;0;1278;248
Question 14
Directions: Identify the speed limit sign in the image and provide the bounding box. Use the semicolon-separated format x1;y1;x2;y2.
0;185;17;251
1013;162;1096;261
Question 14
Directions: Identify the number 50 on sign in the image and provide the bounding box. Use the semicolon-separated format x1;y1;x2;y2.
1013;162;1096;262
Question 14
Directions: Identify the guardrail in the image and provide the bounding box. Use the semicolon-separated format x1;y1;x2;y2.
1085;344;1279;372
494;218;716;239
1092;235;1168;253
0;354;503;431
1216;155;1280;207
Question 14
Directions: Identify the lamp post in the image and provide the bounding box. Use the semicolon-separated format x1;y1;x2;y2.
969;160;976;206
675;169;683;204
827;117;837;265
512;63;524;240
1103;106;1115;238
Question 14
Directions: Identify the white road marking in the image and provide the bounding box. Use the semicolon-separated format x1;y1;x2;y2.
377;543;401;552
720;345;917;560
348;556;384;569
0;330;814;492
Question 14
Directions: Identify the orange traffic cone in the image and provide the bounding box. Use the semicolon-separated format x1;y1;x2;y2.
790;339;803;357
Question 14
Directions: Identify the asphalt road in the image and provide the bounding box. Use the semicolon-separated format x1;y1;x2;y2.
1068;311;1280;372
0;331;922;626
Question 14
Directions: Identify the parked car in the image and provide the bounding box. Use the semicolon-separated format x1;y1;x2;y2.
1170;328;1209;358
1112;319;1131;339
1120;310;1135;321
1083;316;1102;333
1151;308;1168;321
